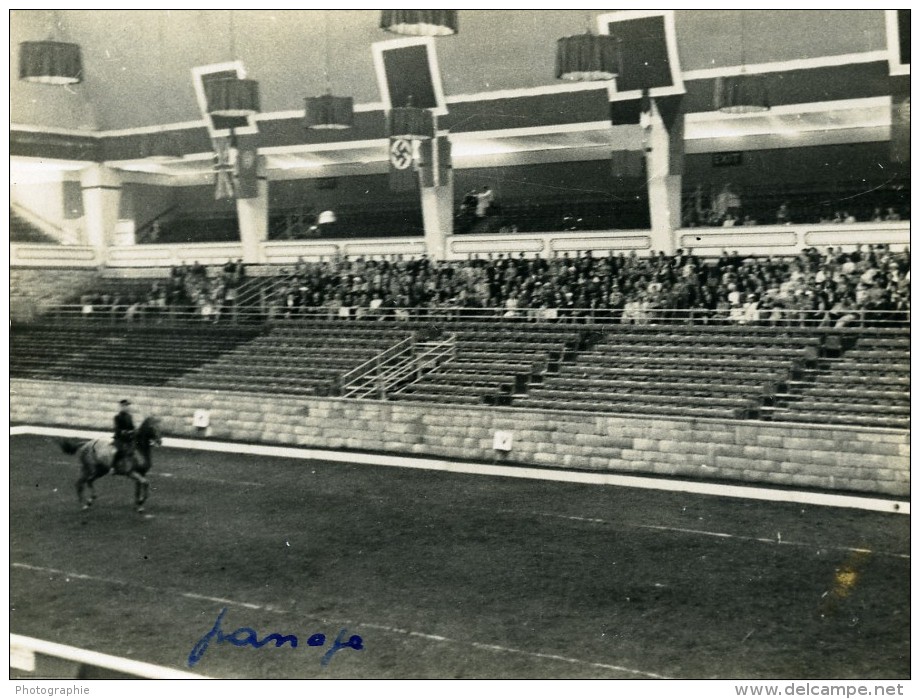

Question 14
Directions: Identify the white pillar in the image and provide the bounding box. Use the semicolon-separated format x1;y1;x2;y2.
235;171;268;265
420;169;453;260
644;101;681;255
80;164;121;256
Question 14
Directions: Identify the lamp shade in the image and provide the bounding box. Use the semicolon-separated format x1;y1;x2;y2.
19;41;83;85
205;77;260;117
381;9;458;36
305;94;354;130
387;106;434;140
555;34;620;81
714;74;770;114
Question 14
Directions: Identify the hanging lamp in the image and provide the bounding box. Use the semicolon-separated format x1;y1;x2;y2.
205;11;260;118
714;12;770;113
19;12;83;85
305;11;354;130
380;10;458;37
555;32;621;81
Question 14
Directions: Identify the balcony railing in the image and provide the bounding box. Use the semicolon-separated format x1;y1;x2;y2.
33;303;910;330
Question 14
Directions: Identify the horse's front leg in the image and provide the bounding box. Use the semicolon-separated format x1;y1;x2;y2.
129;472;150;513
76;477;87;510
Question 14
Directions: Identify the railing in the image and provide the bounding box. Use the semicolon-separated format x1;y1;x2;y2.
35;303;911;330
134;204;179;243
388;334;458;396
339;334;417;399
10;202;69;243
340;333;458;400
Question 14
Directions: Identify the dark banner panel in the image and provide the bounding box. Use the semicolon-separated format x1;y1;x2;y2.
682;61;892;113
897;9;910;65
603;14;673;92
10;130;99;161
99;127;212;162
63;180;84;219
382;44;438;109
442;88;610;132
610;99;643;125
234;134;260;199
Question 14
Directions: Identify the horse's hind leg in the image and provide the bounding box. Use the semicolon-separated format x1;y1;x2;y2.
76;476;93;510
131;473;150;513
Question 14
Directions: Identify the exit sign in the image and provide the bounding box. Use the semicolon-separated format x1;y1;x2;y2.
712;152;743;167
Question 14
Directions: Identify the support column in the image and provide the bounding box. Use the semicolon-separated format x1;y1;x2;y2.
80;164;121;257
420;169;453;260
644;98;683;255
235;161;268;264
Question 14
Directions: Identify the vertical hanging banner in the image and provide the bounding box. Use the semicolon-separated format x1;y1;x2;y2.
437;134;452;185
234;133;260;199
656;95;685;176
389;136;417;192
890;83;910;163
213;136;235;200
417;135;452;188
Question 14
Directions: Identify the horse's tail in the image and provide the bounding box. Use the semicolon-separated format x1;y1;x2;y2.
59;438;87;455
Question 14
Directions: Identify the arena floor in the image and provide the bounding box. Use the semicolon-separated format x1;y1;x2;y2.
9;432;910;680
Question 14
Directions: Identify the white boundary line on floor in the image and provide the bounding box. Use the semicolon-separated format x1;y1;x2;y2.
13;425;908;516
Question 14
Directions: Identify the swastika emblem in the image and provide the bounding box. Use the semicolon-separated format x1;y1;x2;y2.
390;139;413;170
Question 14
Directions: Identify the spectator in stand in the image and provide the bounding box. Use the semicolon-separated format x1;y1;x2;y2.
476;186;495;219
885;207;901;221
776;202;791;225
713;183;742;222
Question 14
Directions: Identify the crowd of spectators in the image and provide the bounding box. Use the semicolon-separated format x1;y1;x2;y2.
683;183;908;229
74;245;909;328
79;259;248;322
256;244;908;327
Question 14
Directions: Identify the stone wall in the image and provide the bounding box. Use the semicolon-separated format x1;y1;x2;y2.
11;379;909;497
10;268;100;322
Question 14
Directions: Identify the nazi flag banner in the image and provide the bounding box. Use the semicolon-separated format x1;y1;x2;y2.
213;136;235;200
388;137;417;192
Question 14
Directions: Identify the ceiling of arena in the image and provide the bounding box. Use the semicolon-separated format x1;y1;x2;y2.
9;10;900;180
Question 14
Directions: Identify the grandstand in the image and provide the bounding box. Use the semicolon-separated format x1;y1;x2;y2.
9;10;909;682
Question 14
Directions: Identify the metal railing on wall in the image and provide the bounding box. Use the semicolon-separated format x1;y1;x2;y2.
32;302;910;330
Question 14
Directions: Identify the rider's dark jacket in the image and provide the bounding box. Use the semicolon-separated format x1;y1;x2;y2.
114;411;135;447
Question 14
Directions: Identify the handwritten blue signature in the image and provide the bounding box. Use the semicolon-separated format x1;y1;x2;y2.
188;607;364;668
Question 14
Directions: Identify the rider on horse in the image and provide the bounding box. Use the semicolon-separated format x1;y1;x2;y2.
113;399;135;472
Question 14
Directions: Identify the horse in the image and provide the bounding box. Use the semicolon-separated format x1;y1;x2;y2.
59;416;162;513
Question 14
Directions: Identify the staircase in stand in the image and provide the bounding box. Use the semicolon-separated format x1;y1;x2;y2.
341;334;457;400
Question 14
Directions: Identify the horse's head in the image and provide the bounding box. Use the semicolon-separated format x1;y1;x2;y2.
137;416;163;447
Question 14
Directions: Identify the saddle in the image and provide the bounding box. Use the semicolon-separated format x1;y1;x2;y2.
111;435;136;474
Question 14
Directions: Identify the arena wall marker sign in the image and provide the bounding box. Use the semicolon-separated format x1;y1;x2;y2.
193;409;211;438
493;430;514;452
